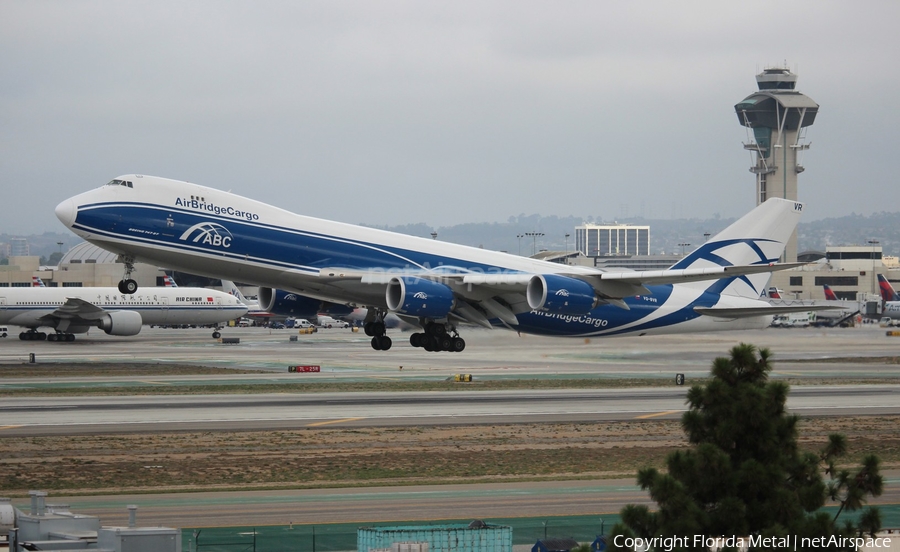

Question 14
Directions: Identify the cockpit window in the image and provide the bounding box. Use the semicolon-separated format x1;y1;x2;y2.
105;179;133;188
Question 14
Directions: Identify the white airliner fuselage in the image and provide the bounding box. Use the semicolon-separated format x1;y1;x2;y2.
56;175;815;352
0;285;247;341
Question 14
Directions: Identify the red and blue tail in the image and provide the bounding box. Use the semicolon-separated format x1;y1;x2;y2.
823;284;838;301
878;274;898;302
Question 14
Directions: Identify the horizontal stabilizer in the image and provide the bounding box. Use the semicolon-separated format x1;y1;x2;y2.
695;304;840;319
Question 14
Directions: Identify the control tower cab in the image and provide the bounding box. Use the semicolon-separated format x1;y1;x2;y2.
735;67;818;262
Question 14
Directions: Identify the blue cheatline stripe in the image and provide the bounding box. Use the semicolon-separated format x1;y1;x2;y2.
73;204;526;275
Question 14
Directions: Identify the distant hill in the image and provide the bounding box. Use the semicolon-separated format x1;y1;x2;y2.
365;211;900;258
0;231;76;263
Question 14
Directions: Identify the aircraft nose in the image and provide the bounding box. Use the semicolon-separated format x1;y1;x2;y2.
55;198;76;228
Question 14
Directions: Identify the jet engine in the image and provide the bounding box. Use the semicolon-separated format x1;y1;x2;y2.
527;274;598;315
258;288;353;317
97;310;143;336
386;277;455;318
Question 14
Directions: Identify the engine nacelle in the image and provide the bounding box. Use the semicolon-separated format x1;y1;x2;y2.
386;277;455;318
98;310;143;336
258;288;353;317
527;274;598;315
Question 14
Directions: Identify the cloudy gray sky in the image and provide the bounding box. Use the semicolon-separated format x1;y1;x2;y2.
2;1;897;235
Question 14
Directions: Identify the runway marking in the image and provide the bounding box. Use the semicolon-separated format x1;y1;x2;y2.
635;410;681;419
0;425;23;431
137;380;171;385
307;417;365;427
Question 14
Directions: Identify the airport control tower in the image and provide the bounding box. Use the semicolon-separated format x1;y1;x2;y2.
735;67;818;262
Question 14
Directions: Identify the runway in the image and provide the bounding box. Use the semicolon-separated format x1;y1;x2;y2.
2;324;899;380
2;324;900;528
11;476;900;529
2;386;900;436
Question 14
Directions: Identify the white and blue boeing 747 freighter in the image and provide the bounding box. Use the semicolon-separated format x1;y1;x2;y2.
56;175;817;352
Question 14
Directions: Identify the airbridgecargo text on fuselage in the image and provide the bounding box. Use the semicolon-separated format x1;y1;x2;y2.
530;310;609;328
174;198;260;221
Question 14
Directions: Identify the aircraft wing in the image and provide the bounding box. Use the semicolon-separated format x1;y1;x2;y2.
316;260;807;327
326;262;803;294
31;297;143;336
50;297;111;321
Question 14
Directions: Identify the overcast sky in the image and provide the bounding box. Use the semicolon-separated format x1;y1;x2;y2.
2;1;898;235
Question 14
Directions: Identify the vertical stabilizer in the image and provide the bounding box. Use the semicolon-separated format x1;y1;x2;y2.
670;198;803;298
878;274;898;302
222;280;249;305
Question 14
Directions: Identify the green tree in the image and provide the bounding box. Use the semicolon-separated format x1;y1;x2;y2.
609;343;882;551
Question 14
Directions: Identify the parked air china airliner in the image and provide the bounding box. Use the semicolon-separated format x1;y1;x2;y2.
0;285;247;342
56;175;822;352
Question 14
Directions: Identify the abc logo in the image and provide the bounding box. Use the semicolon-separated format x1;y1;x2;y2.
179;222;234;248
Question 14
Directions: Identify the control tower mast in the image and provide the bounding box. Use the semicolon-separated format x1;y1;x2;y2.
735;67;818;262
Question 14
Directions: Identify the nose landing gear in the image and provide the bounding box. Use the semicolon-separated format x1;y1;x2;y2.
117;256;138;294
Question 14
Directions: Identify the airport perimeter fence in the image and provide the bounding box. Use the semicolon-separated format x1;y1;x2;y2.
182;506;900;552
184;514;618;552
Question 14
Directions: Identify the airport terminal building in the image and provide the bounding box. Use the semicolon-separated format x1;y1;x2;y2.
0;242;168;289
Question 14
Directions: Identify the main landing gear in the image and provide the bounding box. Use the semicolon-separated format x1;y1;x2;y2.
363;312;465;353
117;255;138;294
409;322;465;352
19;330;75;342
364;318;392;351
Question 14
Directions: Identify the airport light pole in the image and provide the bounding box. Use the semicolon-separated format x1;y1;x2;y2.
525;232;544;256
430;232;437;240
565;233;570;262
678;242;691;257
517;234;524;255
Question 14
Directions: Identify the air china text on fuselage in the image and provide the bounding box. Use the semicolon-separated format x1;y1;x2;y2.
56;174;823;353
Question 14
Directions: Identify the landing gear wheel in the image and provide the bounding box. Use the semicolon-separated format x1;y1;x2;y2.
451;337;466;352
439;335;453;351
212;331;221;339
364;321;386;336
66;333;76;342
371;335;393;351
119;279;138;294
410;333;422;347
48;333;57;342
